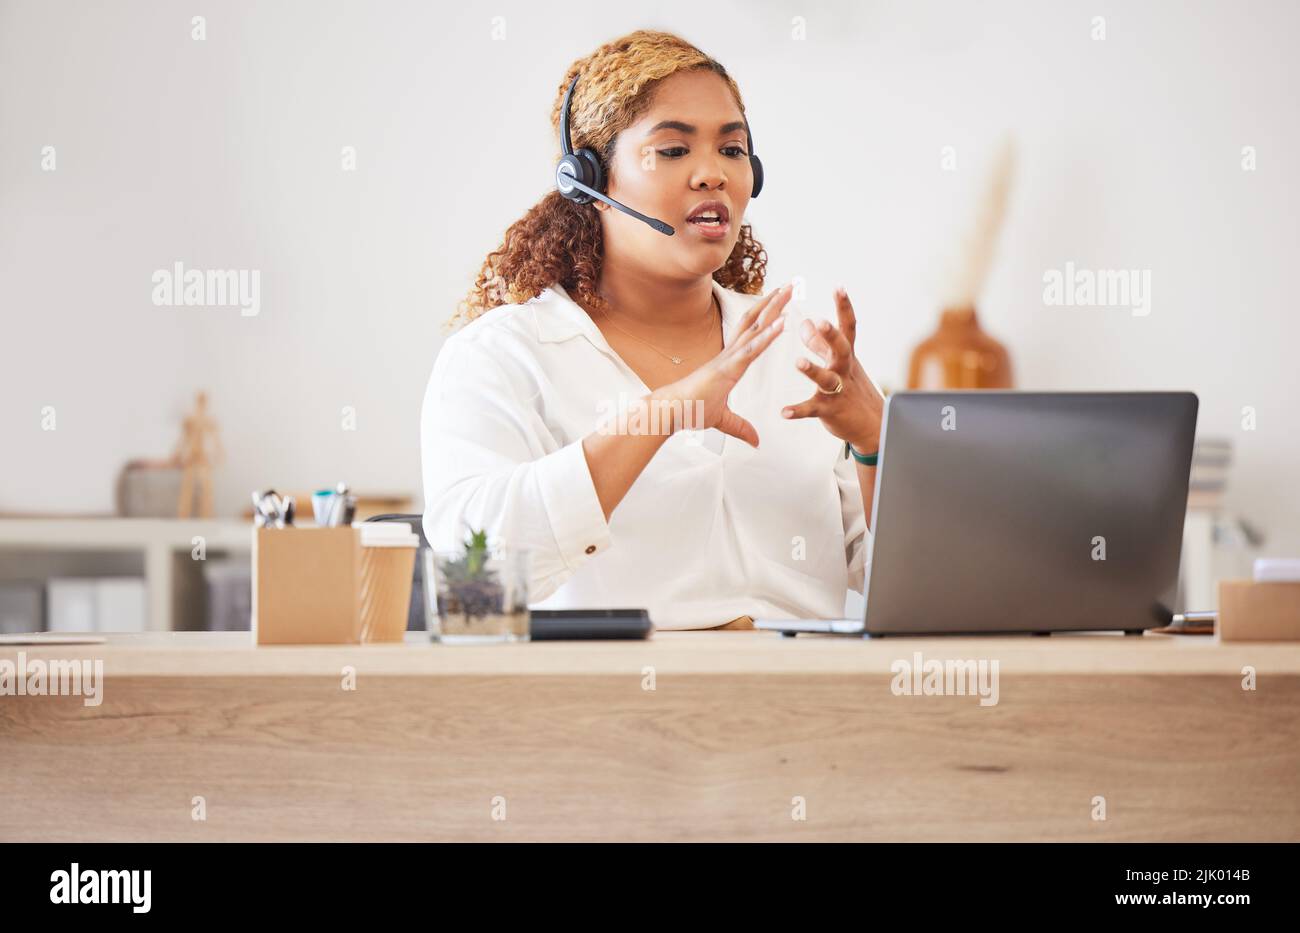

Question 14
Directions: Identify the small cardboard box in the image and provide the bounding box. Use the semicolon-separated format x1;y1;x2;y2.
252;526;361;645
1218;579;1300;642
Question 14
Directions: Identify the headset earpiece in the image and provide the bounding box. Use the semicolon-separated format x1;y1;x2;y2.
745;119;764;199
556;149;604;205
556;76;607;205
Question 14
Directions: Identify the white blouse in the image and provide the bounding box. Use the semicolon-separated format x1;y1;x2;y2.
420;278;870;630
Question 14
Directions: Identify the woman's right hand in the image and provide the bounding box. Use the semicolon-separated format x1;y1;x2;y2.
651;283;792;448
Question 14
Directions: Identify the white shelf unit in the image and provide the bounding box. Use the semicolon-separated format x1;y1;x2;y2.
0;519;252;632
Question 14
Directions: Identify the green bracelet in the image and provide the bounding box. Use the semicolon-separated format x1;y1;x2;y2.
844;440;879;466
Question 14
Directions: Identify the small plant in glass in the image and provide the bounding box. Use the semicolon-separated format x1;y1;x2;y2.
429;529;529;643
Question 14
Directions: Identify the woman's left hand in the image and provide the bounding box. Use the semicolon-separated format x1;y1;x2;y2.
781;287;885;454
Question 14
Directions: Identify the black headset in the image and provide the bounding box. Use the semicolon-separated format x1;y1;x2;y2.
554;74;764;237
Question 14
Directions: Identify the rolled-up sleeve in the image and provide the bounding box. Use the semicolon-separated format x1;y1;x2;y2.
420;331;612;603
834;449;871;594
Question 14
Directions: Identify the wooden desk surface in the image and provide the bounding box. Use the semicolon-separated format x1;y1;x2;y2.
2;630;1298;841
5;628;1300;675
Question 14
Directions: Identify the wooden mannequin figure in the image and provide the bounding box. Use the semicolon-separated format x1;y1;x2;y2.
174;391;223;518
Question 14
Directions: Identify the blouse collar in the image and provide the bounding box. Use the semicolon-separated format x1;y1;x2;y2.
532;278;747;351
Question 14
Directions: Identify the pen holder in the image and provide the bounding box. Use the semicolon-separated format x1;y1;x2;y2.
253;526;360;645
252;525;417;645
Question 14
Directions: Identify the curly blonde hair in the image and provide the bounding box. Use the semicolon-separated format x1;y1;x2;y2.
447;30;768;331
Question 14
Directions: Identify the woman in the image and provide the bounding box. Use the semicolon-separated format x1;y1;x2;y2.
422;30;885;630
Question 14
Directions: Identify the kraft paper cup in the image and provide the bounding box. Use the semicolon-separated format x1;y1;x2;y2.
356;525;418;643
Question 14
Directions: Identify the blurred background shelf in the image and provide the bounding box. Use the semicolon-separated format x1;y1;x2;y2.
0;518;252;633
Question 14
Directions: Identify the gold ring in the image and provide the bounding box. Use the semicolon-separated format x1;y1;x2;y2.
817;376;844;395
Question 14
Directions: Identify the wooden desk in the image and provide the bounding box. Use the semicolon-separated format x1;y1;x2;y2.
2;630;1298;841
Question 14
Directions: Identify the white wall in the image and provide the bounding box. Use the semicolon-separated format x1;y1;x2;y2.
3;0;1297;553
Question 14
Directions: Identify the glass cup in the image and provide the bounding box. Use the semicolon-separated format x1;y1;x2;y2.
425;546;530;644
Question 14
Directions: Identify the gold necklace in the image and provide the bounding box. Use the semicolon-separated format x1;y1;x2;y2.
594;293;719;365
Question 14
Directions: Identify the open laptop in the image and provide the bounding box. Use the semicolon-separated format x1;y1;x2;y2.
756;391;1198;637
